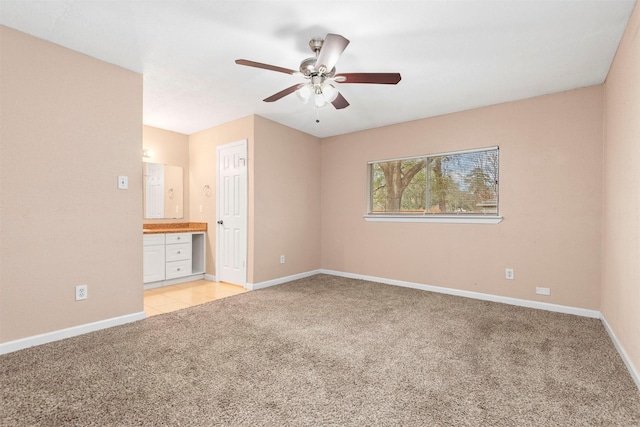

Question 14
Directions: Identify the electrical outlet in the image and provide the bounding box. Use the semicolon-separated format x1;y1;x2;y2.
505;268;514;280
280;255;285;264
536;287;551;296
75;285;88;301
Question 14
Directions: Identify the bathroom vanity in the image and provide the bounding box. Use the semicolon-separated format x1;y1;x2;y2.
143;223;207;289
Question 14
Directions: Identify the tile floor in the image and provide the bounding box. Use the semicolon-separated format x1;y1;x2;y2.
144;280;246;317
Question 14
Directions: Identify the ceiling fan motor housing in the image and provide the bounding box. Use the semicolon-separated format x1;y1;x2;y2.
300;37;336;78
299;57;336;78
299;57;317;76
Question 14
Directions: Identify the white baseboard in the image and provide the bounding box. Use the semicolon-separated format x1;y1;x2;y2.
204;274;216;282
246;269;322;291
0;311;147;355
143;273;205;290
600;315;640;390
320;269;601;319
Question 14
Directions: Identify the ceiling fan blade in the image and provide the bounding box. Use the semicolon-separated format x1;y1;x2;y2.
263;84;302;102
334;73;402;84
331;92;350;110
235;59;297;75
315;34;350;73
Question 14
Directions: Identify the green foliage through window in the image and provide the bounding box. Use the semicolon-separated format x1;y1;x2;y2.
369;148;499;215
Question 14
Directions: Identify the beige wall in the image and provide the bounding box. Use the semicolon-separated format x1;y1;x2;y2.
188;115;321;285
142;125;190;222
321;86;603;310
0;26;143;342
602;3;640;378
188;116;254;281
252;116;321;284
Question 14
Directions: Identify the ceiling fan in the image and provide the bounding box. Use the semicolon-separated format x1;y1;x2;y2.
235;33;401;111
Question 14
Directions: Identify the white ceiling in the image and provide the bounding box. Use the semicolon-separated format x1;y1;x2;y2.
0;1;636;138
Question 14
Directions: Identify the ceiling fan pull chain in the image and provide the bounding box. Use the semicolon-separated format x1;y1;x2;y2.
316;107;320;123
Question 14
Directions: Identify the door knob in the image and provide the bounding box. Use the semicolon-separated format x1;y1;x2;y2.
217;220;223;225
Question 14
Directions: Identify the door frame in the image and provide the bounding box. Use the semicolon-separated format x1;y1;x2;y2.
215;139;248;287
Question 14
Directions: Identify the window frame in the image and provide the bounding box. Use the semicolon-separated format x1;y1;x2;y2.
365;146;503;224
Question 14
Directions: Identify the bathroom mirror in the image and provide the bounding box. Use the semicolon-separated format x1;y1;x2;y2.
143;162;184;219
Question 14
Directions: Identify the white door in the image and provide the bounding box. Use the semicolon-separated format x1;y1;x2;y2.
216;140;247;286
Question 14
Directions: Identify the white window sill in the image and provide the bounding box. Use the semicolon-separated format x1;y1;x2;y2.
364;215;503;224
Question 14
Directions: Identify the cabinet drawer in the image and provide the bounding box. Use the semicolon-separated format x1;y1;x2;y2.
165;243;191;262
165;233;192;244
166;259;192;279
143;234;165;246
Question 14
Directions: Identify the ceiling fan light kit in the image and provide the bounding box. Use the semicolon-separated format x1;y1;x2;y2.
235;33;401;117
296;81;339;108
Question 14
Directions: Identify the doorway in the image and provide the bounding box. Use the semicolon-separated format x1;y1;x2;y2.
215;139;248;287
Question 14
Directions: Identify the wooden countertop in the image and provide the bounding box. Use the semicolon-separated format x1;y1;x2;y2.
143;222;207;234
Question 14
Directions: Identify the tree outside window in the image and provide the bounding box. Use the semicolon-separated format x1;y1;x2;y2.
369;148;498;215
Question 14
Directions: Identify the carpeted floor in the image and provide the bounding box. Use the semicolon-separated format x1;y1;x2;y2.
1;274;639;426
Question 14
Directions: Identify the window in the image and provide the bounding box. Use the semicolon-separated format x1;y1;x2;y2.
367;147;500;223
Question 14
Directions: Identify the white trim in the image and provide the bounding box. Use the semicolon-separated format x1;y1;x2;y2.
600;314;640;390
204;274;216;282
368;145;499;164
143;274;205;290
246;269;322;291
320;269;600;318
0;311;147;355
364;215;503;224
366;146;500;223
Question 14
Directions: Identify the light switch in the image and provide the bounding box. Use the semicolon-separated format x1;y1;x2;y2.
118;176;128;190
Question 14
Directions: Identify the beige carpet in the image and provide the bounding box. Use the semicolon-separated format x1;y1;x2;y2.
2;274;639;426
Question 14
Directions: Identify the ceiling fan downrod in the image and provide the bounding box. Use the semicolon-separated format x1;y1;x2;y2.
299;37;322;77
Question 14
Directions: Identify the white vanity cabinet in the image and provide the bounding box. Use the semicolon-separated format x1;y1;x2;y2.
143;234;165;283
143;231;206;287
